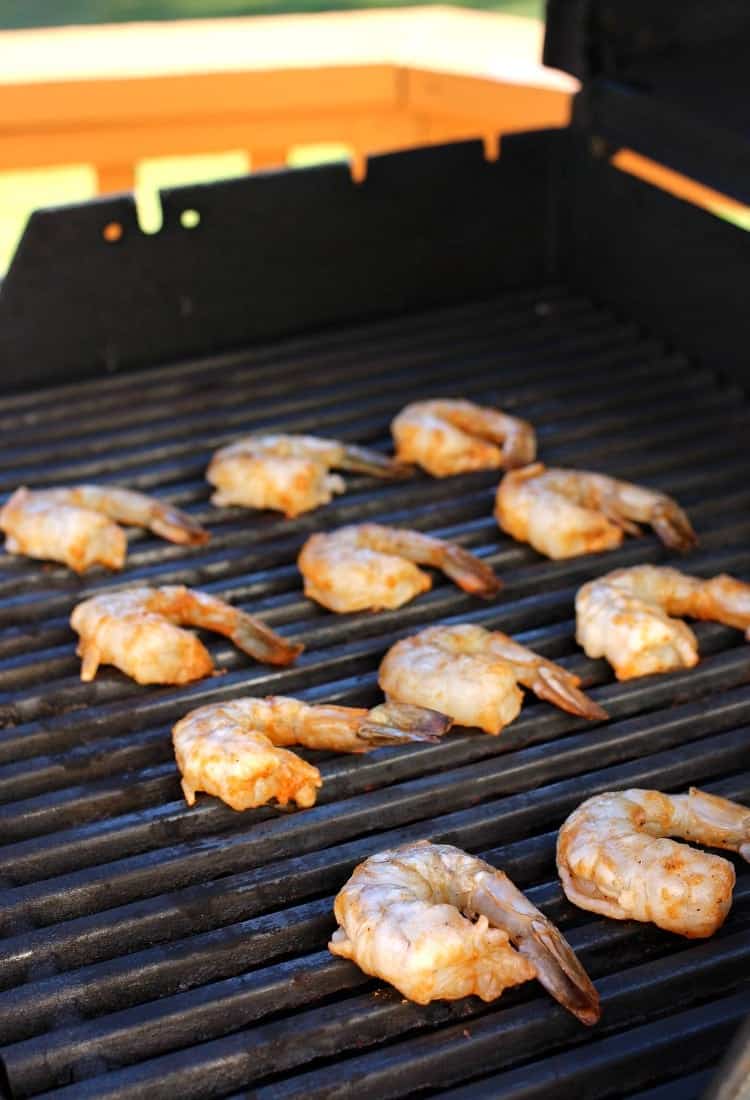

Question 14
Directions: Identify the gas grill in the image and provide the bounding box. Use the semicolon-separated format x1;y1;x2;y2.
0;2;749;1097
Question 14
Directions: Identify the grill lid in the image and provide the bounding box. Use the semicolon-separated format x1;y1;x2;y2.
544;0;750;201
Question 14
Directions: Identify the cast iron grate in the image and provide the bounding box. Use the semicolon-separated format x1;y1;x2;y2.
0;284;747;1099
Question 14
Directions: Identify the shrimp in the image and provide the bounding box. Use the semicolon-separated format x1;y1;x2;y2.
379;623;607;735
329;840;600;1023
495;463;697;559
576;565;750;680
0;485;209;573
173;696;451;811
70;585;303;684
298;523;501;613
206;434;408;518
391;399;536;477
557;788;750;938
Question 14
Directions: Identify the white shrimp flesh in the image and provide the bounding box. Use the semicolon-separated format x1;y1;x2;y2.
557;787;750;937
576;565;750;679
298;523;500;612
495;463;696;559
0;485;208;573
379;623;607;734
173;696;451;810
71;585;302;684
206;434;409;518
329;840;599;1023
392;399;536;477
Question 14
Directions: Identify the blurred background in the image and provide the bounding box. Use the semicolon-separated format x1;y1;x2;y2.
5;1;542;25
2;1;748;276
0;0;570;273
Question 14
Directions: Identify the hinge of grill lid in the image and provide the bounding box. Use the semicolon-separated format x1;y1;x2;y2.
544;0;750;206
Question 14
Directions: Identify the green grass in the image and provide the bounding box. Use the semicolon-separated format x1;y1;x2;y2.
3;0;543;28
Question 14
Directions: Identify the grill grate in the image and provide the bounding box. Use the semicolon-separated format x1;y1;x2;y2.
0;285;748;1099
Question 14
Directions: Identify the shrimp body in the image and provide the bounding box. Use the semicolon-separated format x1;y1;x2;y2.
557;788;750;937
379;623;606;734
329;840;599;1023
391;399;536;477
495;463;696;559
298;523;500;613
174;696;451;811
0;485;208;573
206;434;407;518
576;565;750;680
71;585;302;684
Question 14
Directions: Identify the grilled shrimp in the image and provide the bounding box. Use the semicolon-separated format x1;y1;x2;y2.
174;696;451;811
495;463;696;559
71;585;303;684
0;485;208;573
379;623;606;735
557;788;750;938
576;565;750;680
206;434;408;518
329;840;600;1023
298;523;501;613
391;399;536;477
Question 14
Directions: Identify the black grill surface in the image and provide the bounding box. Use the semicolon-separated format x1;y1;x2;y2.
0;285;748;1099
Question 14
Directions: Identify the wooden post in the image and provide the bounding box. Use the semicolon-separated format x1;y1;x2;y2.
249;148;288;172
96;163;136;194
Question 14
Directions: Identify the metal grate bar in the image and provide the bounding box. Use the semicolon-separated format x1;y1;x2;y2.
15;892;749;1098
0;286;748;1098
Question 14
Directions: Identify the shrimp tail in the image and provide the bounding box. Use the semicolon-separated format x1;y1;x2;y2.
510;460;546;482
78;642;101;683
701;575;750;633
519;915;601;1025
685;787;750;860
230;614;304;667
534;665;608;721
440;545;502;599
339;444;412;480
589;487;641;537
600;500;642;538
472;875;600;1026
651;501;698;552
148;504;210;546
502;423;537;468
358;701;452;744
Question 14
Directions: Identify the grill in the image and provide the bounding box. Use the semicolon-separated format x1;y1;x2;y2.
0;286;748;1099
1;1;750;1096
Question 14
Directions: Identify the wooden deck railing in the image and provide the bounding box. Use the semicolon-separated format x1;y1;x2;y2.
2;5;746;271
0;8;576;194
